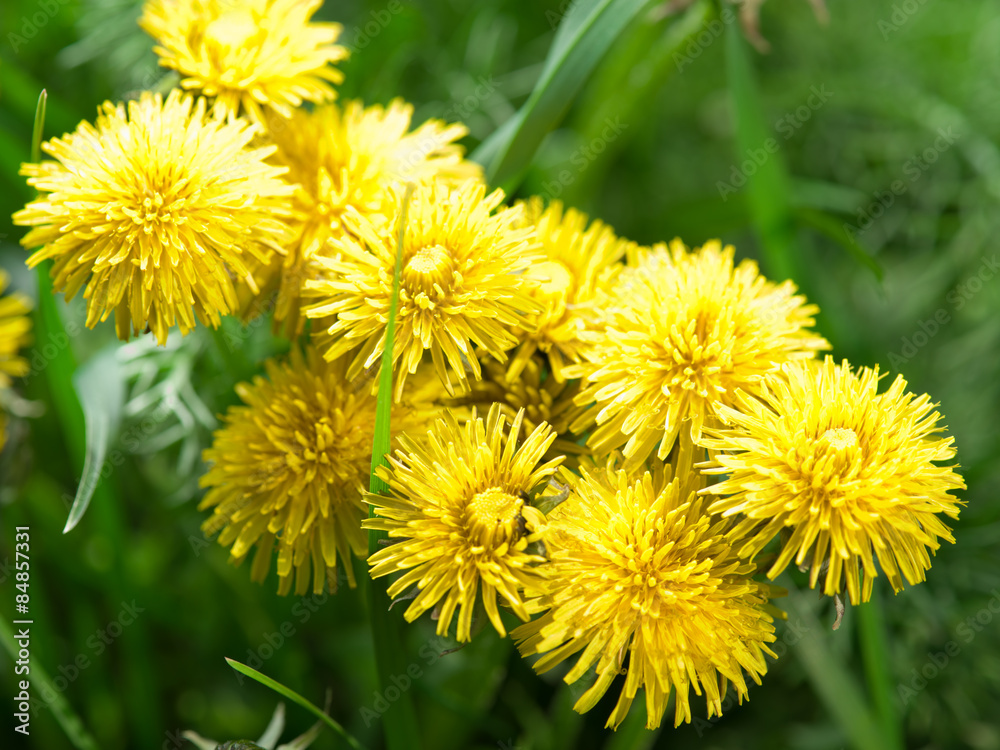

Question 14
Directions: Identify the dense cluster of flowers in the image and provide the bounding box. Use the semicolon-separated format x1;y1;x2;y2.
8;0;966;734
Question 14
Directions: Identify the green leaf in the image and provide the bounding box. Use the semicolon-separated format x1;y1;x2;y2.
31;89;47;163
364;185;422;750
857;589;904;750
794;206;883;280
64;346;125;533
224;659;367;750
257;703;287;749
563;0;714;207
472;0;655;191
368;182;414;507
724;19;797;282
786;595;890;750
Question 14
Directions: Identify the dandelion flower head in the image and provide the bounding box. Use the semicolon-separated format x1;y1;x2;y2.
571;239;828;467
140;0;348;123
701;357;966;604
244;100;480;334
506;198;633;383
199;346;440;595
15;91;292;345
0;271;32;452
514;458;776;730
305;181;541;400
366;404;563;641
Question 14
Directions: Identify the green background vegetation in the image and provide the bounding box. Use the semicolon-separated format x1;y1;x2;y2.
1;1;998;749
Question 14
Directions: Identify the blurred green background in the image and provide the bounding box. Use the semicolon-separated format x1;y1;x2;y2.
1;1;999;749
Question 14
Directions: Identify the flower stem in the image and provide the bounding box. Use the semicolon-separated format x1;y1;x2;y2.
858;588;904;750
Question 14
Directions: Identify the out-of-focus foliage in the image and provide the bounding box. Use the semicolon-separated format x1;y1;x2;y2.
1;1;998;749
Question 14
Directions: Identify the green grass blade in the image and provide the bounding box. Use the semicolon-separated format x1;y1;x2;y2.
64;346;126;532
1;617;100;750
32;269;86;457
31;89;47;163
795;207;883;280
224;659;367;750
787;596;890;750
857;590;904;750
368;182;414;507
564;0;713;207
364;184;422;750
471;0;655;191
724;20;797;282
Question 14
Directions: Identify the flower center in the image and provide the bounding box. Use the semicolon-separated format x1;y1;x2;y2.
533;260;573;298
204;10;260;50
660;313;730;401
121;190;181;231
822;427;858;451
403;244;454;296
466;487;524;549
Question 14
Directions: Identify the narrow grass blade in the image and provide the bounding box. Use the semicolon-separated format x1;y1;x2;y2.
32;270;86;462
31;89;47;163
472;0;655;191
724;21;796;282
364;184;422;750
795;207;882;280
857;590;904;750
368;182;414;507
225;659;367;750
564;0;713;207
64;346;125;532
1;618;100;750
787;596;890;750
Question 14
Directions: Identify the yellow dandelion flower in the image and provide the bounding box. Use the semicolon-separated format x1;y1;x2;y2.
507;198;634;382
570;240;828;468
366;404;563;641
244;100;481;334
304;181;541;400
140;0;347;123
199;346;439;596
0;271;32;452
513;459;776;730
700;357;966;604
0;271;31;388
14;91;292;346
450;355;589;463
